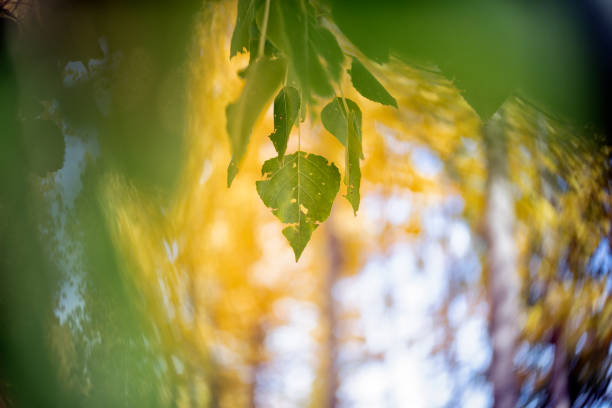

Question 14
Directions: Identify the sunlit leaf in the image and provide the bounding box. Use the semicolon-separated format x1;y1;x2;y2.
345;110;362;213
269;86;300;161
281;216;317;262
226;56;286;186
321;97;362;147
256;151;340;260
349;58;397;108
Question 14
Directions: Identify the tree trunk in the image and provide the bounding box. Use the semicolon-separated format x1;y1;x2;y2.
248;323;265;408
550;328;571;408
484;115;521;408
323;222;342;408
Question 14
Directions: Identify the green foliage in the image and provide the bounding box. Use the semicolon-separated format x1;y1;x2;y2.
269;86;300;161
230;0;261;57
310;24;344;82
256;152;340;260
321;97;362;147
344;111;361;214
349;58;397;108
226;56;286;186
320;97;363;212
227;0;396;259
258;0;343;103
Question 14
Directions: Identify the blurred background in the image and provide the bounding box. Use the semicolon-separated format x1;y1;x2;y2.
0;0;611;407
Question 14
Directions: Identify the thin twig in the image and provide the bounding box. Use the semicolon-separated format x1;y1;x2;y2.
257;0;271;59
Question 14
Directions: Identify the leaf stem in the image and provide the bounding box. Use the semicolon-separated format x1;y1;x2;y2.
258;0;271;59
336;82;350;116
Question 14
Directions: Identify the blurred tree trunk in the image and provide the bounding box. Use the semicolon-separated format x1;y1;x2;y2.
323;222;342;408
484;115;521;408
550;328;571;408
0;11;70;408
248;323;264;408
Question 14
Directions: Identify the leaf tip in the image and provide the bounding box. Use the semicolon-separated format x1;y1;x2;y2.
293;247;304;262
283;225;308;262
345;193;360;215
227;160;239;187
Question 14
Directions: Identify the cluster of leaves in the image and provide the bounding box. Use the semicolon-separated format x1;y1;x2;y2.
226;0;398;260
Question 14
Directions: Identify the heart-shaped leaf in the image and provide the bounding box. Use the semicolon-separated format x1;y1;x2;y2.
256;151;340;260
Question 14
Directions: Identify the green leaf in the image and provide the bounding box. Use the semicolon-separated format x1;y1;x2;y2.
321;97;362;146
345;111;362;214
269;87;300;160
226;56;286;186
259;0;338;104
281;216;318;262
230;0;260;57
238;23;262;78
311;25;344;81
321;98;363;212
227;159;239;187
349;58;398;108
256;151;340;260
